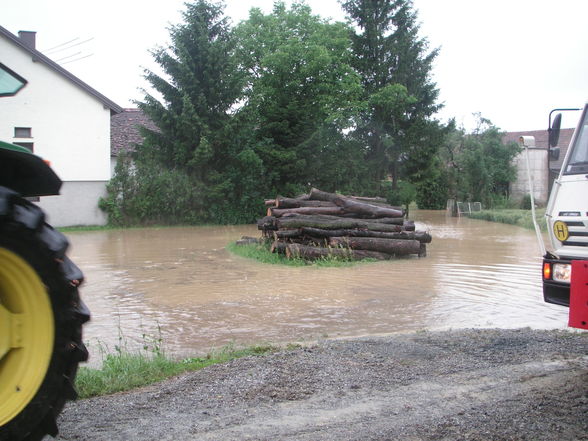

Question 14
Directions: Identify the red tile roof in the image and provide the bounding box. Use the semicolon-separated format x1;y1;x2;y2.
110;108;158;156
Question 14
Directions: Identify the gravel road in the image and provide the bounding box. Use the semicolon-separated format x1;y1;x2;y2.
53;328;588;441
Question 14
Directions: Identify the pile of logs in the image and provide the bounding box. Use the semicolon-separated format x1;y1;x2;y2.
254;188;431;261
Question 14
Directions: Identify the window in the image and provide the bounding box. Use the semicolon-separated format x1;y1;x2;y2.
564;110;588;175
0;63;27;96
14;127;32;138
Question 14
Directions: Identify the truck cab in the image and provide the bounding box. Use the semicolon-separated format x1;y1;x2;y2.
542;103;588;325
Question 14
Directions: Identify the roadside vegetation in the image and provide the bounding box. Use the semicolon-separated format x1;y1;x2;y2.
469;208;547;231
76;341;280;399
58;224;212;234
58;225;121;233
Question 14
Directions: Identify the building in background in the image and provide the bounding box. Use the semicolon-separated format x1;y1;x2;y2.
503;128;574;205
110;108;158;175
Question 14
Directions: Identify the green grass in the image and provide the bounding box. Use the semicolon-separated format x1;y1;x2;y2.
226;241;374;267
58;225;121;233
227;241;307;266
469;209;547;231
76;343;278;399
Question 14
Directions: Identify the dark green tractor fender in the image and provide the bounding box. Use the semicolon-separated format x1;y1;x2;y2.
0;140;61;197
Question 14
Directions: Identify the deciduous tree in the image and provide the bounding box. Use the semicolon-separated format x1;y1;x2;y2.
235;2;364;195
417;115;521;209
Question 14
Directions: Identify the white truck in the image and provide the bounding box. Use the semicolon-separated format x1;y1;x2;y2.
521;103;588;330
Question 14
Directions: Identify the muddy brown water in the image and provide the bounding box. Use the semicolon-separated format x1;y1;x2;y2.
65;211;569;362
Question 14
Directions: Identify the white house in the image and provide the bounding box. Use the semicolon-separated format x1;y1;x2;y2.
0;26;122;227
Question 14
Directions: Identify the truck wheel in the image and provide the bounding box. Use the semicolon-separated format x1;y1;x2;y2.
0;187;90;441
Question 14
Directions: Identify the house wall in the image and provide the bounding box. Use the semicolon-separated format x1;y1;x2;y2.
510;148;549;205
0;36;112;226
35;181;108;227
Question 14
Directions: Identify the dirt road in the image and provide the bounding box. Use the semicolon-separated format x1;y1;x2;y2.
54;329;587;441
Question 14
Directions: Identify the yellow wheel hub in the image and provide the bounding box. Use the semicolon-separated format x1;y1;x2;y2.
0;247;54;426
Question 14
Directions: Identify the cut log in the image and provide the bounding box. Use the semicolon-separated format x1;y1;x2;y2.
329;237;421;256
235;236;262;246
309;187;350;202
275;198;336;209
339;214;405;224
257;216;277;230
333;196;404;218
294;193;311;201
349;195;388;204
403;220;415;231
270;240;289;254
286;243;392;261
309;188;403;215
273;229;301;239
276;215;409;232
301;227;431;243
349;196;402;210
269;206;345;217
260;214;416;232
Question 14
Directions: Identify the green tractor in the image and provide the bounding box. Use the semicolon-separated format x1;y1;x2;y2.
0;65;89;440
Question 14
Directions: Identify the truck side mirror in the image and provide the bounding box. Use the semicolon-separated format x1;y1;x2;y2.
549;113;562;147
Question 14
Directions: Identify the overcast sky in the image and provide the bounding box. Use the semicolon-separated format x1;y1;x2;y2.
3;0;588;131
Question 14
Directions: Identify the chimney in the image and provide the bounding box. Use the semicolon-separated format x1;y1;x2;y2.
18;31;36;49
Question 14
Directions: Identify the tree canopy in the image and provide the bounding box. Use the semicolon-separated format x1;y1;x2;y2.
416;115;521;209
341;0;443;188
100;0;521;226
234;2;364;195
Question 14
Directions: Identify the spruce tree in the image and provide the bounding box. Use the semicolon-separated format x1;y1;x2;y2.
138;0;242;180
341;0;442;189
125;1;268;223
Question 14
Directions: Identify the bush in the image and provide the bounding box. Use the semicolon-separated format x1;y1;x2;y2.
100;155;206;226
415;170;448;210
383;180;416;209
520;194;532;210
486;193;518;209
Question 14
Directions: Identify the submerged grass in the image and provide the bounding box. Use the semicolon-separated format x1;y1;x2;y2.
58;225;120;233
76;343;278;399
226;241;374;267
59;223;214;233
469;209;547;231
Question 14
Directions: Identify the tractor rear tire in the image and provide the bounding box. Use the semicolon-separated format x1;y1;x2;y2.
0;187;90;441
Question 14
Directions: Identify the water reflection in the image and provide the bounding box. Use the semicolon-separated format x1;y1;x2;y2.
65;212;569;361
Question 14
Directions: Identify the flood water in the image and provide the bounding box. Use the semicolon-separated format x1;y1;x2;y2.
66;211;569;361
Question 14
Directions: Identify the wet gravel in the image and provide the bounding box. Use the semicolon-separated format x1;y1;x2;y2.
54;328;588;441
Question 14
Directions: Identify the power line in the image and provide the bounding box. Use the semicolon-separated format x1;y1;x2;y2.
45;37;94;55
60;53;94;65
55;51;82;62
42;37;79;53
